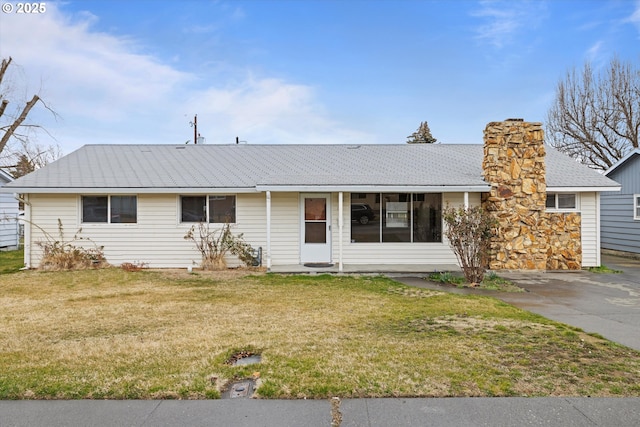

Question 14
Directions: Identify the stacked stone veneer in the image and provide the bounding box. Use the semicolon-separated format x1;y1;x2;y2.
481;120;582;270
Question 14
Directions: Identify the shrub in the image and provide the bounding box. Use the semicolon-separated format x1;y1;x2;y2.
37;219;107;271
184;222;255;270
443;206;497;284
121;261;148;272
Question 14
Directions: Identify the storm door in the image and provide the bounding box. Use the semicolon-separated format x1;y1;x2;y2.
300;194;331;263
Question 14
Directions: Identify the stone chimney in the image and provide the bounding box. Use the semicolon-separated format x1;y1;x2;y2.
482;119;581;270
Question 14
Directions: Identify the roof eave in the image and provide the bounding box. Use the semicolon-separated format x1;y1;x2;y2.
0;187;260;194
546;186;621;192
256;184;491;192
604;148;640;176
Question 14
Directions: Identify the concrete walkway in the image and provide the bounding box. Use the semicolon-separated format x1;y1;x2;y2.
1;397;639;426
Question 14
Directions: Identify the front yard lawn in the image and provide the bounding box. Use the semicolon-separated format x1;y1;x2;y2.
1;268;639;399
0;248;23;274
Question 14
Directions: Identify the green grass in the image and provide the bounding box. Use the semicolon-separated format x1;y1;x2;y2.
427;271;524;292
1;268;639;399
0;248;23;274
588;265;622;274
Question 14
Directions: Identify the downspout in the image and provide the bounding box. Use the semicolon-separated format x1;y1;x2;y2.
595;192;601;267
23;194;31;269
266;191;272;270
464;192;469;209
338;192;343;273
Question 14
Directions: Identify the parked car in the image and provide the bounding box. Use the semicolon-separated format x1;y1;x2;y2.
351;203;375;225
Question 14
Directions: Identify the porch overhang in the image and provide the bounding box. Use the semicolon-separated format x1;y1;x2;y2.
255;185;491;193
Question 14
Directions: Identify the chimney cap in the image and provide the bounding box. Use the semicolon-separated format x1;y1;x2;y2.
505;118;524;121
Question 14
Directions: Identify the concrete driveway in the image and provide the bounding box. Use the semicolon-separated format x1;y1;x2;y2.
395;254;640;351
495;254;640;351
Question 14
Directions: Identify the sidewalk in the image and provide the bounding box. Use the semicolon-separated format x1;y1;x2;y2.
1;397;639;426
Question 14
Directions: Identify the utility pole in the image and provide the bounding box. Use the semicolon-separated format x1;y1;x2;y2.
189;115;205;144
192;115;198;144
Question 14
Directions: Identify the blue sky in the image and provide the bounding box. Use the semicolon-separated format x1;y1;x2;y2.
0;0;639;156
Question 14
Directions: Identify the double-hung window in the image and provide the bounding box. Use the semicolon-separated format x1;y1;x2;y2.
82;196;137;223
180;195;236;223
634;195;640;220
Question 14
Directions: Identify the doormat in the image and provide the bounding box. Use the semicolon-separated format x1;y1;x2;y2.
304;263;334;268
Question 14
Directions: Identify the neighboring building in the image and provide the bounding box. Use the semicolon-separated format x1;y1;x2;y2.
0;169;19;250
602;149;640;256
1;120;620;270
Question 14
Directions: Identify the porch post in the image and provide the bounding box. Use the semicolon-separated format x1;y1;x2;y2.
464;191;469;209
338;191;343;272
266;191;272;270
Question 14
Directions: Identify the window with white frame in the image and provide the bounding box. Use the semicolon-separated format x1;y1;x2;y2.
634;194;640;220
180;195;236;223
545;193;578;211
82;195;137;223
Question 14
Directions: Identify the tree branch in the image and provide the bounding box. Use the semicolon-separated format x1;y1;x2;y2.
0;94;40;154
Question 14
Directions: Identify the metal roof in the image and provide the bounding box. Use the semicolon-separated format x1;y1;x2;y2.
2;143;620;193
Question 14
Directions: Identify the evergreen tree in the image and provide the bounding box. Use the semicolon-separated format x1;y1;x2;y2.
407;121;437;144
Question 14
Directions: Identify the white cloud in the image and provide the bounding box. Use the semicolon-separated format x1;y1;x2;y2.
625;0;640;31
628;1;640;21
184;76;371;145
471;0;547;48
586;41;603;63
0;2;370;154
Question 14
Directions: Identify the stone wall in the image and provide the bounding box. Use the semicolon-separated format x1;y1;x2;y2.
481;119;582;270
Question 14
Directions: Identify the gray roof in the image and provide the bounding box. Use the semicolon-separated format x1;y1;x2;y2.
2;143;620;193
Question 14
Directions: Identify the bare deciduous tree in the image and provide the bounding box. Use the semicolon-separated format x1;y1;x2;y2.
407;121;437;144
0;56;60;176
546;57;640;170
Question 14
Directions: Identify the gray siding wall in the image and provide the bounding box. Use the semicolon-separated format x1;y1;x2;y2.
601;155;640;254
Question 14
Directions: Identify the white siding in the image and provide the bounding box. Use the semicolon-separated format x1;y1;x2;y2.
28;194;78;265
26;193;308;269
579;192;599;267
269;193;300;264
0;180;19;248
27;194;271;268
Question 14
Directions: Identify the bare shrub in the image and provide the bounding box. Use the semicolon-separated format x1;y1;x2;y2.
443;206;497;284
121;261;148;272
184;222;255;270
36;219;107;271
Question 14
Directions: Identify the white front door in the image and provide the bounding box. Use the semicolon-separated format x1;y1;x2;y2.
300;193;332;263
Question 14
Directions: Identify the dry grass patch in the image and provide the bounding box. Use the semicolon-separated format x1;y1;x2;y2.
1;269;640;399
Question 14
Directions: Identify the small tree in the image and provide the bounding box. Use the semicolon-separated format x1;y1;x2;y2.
443;206;497;284
184;222;255;270
407;121;437;144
